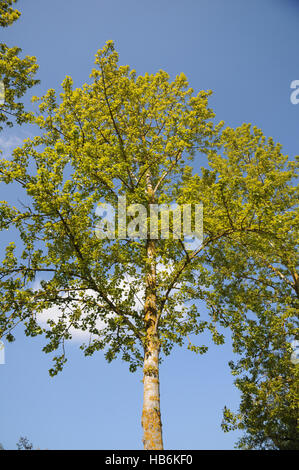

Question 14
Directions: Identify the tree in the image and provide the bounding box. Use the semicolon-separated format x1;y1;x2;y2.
188;124;299;449
0;0;19;27
0;436;38;450
0;0;39;131
16;436;33;450
1;40;297;450
0;41;226;449
221;352;299;449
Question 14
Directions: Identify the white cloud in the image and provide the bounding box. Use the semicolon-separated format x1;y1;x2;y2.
33;262;185;343
33;282;103;342
33;273;145;343
0;135;23;159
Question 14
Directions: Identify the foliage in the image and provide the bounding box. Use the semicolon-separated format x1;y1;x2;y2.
0;0;20;27
0;0;39;131
0;37;297;448
16;436;33;450
222;358;299;449
188;124;299;449
0;40;224;375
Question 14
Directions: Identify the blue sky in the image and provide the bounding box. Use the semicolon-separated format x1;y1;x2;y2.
0;0;298;450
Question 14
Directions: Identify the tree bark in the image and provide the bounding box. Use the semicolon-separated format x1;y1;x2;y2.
142;331;163;449
141;173;163;450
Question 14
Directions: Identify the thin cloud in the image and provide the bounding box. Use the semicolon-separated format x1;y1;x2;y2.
33;264;184;343
0;135;23;159
33;273;145;343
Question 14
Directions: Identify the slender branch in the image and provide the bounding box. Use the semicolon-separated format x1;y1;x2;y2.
55;208;144;343
153;150;182;194
219;184;235;229
99;65;135;190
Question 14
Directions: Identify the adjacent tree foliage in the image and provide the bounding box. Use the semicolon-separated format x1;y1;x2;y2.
0;436;35;450
0;0;39;131
222;353;299;449
188;125;299;449
16;436;33;450
0;0;20;27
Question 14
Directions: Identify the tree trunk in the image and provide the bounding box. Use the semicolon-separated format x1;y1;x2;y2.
142;330;163;449
141;172;163;450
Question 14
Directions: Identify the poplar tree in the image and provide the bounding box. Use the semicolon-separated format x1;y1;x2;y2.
1;39;297;450
0;41;223;449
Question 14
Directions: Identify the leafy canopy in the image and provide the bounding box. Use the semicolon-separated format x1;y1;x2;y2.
0;41;225;375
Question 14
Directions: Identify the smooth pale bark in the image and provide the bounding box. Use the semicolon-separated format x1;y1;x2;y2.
141;173;163;450
142;331;163;449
